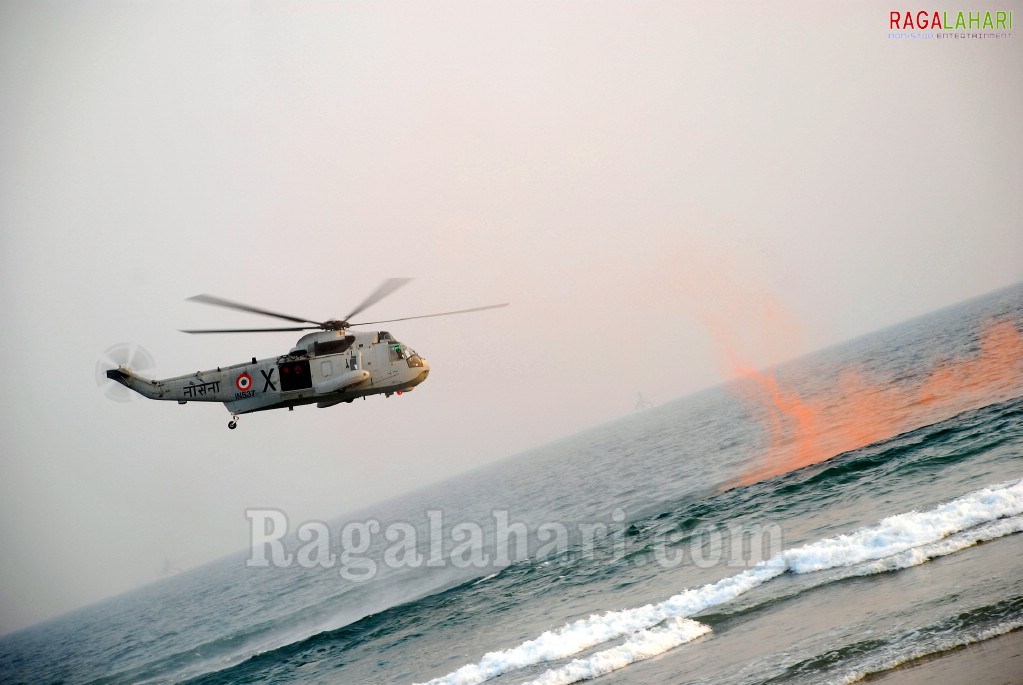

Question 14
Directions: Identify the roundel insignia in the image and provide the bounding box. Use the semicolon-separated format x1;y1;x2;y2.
236;372;253;391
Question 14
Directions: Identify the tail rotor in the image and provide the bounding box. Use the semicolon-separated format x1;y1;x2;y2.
96;343;155;402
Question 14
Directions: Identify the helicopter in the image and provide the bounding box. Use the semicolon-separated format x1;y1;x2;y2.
105;279;507;429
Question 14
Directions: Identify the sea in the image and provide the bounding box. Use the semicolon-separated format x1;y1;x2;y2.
2;283;1022;685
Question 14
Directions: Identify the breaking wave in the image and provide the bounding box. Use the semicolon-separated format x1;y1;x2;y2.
416;478;1023;685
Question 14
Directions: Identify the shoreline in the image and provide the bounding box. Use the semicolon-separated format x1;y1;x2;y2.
864;628;1022;684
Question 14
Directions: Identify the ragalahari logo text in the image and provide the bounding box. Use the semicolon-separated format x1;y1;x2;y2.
889;9;1013;40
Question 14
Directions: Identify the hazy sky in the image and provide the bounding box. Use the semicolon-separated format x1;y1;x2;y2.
1;1;1020;634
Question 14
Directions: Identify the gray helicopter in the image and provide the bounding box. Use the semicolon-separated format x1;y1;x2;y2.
105;279;507;429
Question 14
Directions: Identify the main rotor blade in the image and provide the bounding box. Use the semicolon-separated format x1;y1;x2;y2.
344;278;413;322
180;326;320;334
351;303;509;327
187;294;321;326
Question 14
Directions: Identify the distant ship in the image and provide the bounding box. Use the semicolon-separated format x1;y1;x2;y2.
161;558;183;577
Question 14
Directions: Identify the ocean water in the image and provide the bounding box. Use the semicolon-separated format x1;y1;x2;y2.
2;284;1022;685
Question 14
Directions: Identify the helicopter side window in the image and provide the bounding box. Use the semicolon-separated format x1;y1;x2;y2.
389;344;404;363
313;336;355;356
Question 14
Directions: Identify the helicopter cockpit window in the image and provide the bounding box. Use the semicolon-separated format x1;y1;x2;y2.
388;342;423;367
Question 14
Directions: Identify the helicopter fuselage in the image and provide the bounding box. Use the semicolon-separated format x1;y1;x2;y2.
106;329;429;417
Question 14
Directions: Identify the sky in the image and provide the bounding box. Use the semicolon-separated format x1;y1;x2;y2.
1;1;1021;635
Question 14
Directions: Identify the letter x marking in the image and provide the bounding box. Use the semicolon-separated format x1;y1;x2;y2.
261;368;277;392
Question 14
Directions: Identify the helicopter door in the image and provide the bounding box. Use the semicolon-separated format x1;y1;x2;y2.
278;359;312;392
347;352;360;371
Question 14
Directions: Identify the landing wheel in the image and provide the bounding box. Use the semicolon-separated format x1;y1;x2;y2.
228;421;237;430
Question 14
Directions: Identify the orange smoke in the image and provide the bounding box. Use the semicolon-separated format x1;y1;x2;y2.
729;318;1023;486
634;233;1022;486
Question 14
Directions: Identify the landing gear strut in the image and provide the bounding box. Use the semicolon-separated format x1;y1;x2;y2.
228;415;239;430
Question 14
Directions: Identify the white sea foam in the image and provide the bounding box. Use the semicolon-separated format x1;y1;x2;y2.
414;479;1023;685
847;512;1023;577
714;512;1023;618
521;618;712;685
415;564;784;685
778;478;1023;574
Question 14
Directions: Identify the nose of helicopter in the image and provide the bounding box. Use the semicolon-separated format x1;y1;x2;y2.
414;357;430;384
